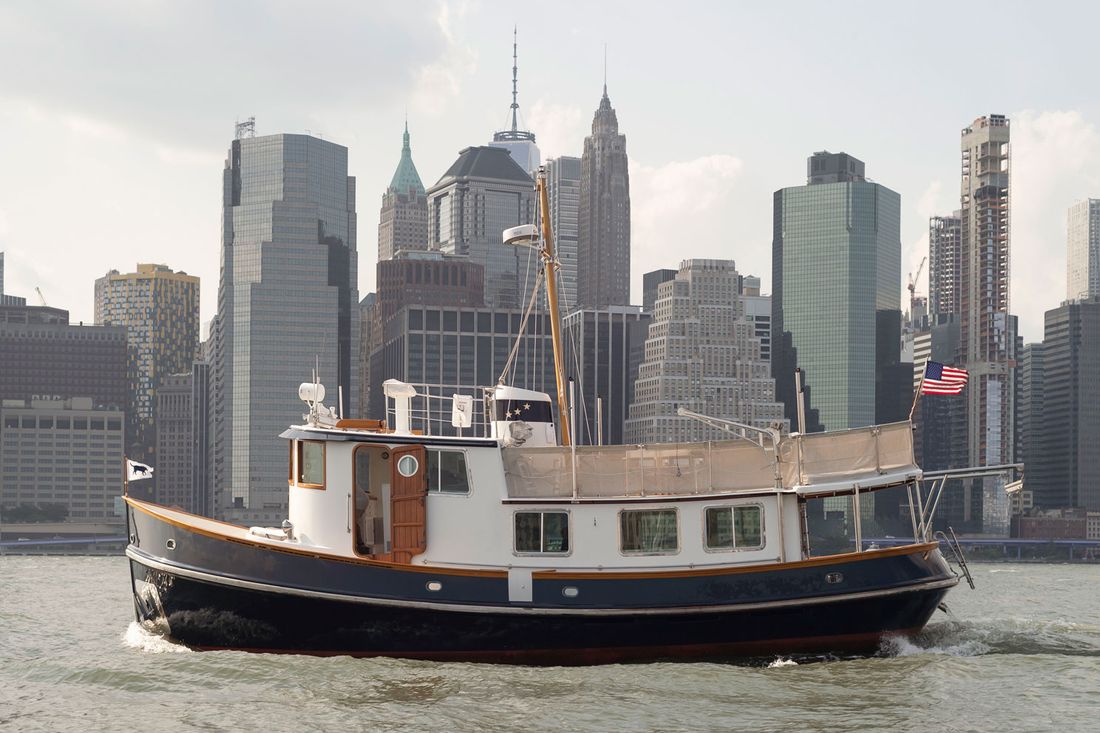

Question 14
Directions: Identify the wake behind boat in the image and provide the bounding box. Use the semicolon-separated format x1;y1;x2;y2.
125;167;977;664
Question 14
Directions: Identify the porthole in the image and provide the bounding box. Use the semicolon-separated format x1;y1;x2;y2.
562;586;579;598
165;539;176;551
397;454;419;477
426;581;443;592
825;572;843;584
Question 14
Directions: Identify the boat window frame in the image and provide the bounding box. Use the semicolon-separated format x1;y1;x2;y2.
425;447;473;496
702;502;766;553
295;439;326;490
512;509;572;556
617;507;681;556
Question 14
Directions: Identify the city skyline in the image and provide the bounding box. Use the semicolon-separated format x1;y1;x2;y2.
3;3;1100;342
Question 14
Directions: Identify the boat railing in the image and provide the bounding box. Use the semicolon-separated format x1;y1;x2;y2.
385;382;491;438
781;421;917;490
502;421;919;499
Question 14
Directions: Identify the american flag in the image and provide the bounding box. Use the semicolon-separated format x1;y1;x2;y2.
921;361;969;395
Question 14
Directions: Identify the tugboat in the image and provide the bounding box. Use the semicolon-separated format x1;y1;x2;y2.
125;169;965;664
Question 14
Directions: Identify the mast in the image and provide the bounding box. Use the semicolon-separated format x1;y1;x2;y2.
536;168;572;446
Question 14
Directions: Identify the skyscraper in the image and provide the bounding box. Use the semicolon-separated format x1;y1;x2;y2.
215;131;358;524
1015;342;1045;503
1034;298;1100;511
578;84;630;308
625;260;785;444
95;263;200;465
1067;198;1100;301
155;372;194;512
563;306;650;445
929;212;962;317
546;156;581;309
958;115;1015;534
378;122;428;262
488;28;540;174
772;151;904;434
427;146;535;309
642;269;676;314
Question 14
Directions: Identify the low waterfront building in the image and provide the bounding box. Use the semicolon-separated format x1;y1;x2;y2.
0;397;124;523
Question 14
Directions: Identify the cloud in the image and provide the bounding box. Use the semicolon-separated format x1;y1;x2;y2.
526;99;585;159
411;1;478;116
629;155;748;295
1010;109;1100;340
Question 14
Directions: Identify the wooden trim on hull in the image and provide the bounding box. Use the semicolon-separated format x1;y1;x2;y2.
189;627;925;665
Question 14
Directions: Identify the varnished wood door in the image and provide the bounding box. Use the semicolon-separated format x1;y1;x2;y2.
389;445;427;563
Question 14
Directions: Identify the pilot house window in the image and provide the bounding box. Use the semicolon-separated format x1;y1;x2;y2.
514;511;569;554
426;449;470;494
705;505;764;550
297;441;325;488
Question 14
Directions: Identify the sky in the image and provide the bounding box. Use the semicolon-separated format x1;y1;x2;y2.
2;0;1099;342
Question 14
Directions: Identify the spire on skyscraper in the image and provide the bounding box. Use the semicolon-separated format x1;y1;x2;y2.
388;119;425;195
493;26;535;143
603;43;608;99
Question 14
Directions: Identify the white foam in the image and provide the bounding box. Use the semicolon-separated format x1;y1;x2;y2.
880;632;990;658
767;657;798;668
122;621;190;654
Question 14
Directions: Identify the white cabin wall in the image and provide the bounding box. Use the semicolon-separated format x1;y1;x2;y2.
780;494;804;561
287;441;356;553
417;446;789;570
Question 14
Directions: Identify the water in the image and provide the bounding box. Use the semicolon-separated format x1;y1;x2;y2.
2;557;1098;732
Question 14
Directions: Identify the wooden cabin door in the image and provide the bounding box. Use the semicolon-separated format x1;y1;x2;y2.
389;445;427;563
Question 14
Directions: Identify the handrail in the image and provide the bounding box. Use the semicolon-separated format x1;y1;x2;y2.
675;407;783;487
384;382;490;438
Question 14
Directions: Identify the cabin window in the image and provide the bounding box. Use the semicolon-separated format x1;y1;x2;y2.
620;509;679;554
426;449;470;494
514;511;569;554
296;440;325;488
704;505;765;551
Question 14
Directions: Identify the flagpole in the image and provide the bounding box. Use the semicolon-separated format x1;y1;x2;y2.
909;366;927;422
123;456;129;497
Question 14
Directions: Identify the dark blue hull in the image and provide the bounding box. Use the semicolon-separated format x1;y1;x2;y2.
126;500;956;664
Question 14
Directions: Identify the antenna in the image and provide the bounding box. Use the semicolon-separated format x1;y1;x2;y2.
511;25;519;133
603;43;608;95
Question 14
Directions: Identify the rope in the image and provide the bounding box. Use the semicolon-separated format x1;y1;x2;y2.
498;267;545;386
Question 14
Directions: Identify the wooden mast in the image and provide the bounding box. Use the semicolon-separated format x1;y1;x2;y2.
535;168;572;447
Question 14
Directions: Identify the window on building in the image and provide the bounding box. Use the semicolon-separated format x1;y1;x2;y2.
426;449;470;494
296;441;325;488
514;511;569;554
704;505;765;550
620;509;678;554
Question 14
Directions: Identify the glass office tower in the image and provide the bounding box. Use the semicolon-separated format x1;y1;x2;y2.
772;152;903;434
215;132;358;524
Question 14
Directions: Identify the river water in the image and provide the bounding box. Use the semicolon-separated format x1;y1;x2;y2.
1;556;1098;732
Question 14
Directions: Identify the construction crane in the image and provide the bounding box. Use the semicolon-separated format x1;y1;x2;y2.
34;286;47;307
907;256;926;311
